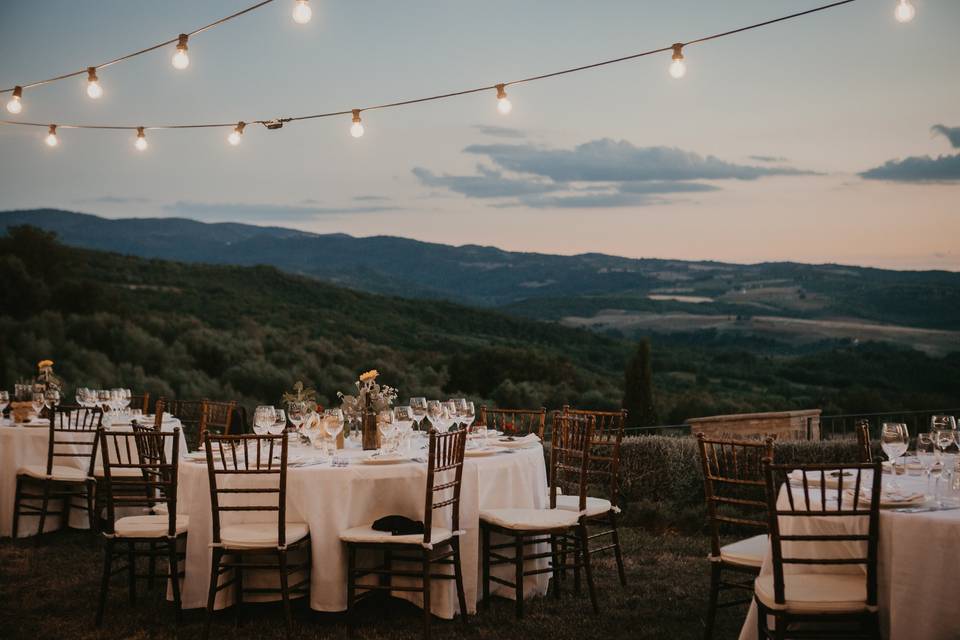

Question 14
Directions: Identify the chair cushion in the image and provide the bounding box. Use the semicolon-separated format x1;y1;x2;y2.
480;508;580;531
114;514;189;538
754;573;873;614
219;522;309;549
716;534;768;568
340;524;453;547
554;495;613;517
18;464;90;482
94;466;144;478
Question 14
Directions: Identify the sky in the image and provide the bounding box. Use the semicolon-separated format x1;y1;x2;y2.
1;0;958;270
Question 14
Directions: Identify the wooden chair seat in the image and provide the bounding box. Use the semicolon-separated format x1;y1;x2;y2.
115;514;190;538
18;463;90;482
219;521;309;550
339;524;454;547
715;534;767;568
754;573;873;614
94;465;143;478
554;495;614;517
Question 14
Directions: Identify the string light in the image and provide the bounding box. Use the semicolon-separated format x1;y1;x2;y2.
350;110;364;138
135;127;148;151
495;84;512;115
228;121;245;145
86;67;103;99
292;0;312;24
5;86;22;114
172;34;190;70
45;124;58;147
669;44;686;79
894;0;916;22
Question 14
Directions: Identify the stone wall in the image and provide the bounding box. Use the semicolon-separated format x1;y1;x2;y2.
687;409;821;441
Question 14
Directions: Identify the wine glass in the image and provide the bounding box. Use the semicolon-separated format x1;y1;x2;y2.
393;406;414;453
426;400;445;432
43;389;60;410
267;408;287;436
0;390;9;412
916;433;936;495
31;391;45;419
253;405;275;435
377;410;397;453
931;415;957;454
323;409;345;456
287;401;308;447
880;422;909;492
442;400;458;432
461;401;477;433
409;397;427;431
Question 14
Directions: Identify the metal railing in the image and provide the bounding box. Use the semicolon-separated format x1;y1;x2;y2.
819;408;960;440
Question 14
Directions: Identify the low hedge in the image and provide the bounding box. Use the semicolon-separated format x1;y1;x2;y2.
551;435;866;533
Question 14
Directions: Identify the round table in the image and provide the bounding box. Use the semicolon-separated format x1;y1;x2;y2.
0;414;184;537
175;438;550;619
739;468;960;640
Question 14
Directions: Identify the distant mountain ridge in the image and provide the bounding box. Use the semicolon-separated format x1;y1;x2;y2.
3;208;959;333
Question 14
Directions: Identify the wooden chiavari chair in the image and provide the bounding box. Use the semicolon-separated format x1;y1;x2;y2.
558;406;628;587
696;433;774;640
203;434;311;640
129;392;150;414
203;400;237;441
756;461;882;639
479;406;546;439
480;413;598;618
12;405;102;538
855;419;873;463
341;429;469;640
95;427;187;628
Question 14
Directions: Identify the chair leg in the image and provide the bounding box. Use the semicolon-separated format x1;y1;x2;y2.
234;550;244;627
578;524;599;614
704;562;721;640
421;549;432;640
279;549;293;640
95;538;114;627
148;541;157;591
481;525;490;608
514;535;524;619
573;531;582;594
550;533;561;600
608;511;627;587
204;547;224;640
168;539;183;627
452;538;468;625
346;545;356;637
87;480;98;535
127;544;137;605
11;476;23;539
36;480;52;537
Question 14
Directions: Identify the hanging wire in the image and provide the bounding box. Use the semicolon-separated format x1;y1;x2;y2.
0;0;857;133
0;0;277;94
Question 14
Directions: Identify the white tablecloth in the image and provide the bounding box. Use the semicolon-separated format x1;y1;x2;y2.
0;415;185;537
739;471;960;640
176;440;550;619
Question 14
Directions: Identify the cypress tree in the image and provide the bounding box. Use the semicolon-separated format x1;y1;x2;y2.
623;338;658;427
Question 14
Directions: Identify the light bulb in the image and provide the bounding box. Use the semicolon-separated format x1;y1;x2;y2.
6;86;22;114
45;125;58;147
895;1;916;22
135;127;148;151
495;84;512;115
292;0;312;24
350;110;364;138
172;34;190;70
86;67;103;99
669;43;686;79
228;121;245;146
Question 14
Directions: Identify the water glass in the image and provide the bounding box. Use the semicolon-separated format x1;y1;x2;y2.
31;392;45;418
0;390;9;412
880;422;909;490
409;397;427;430
253;405;275;435
917;433;936;495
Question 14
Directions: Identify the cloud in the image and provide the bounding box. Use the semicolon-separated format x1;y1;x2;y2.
932;124;960;149
473;125;527;139
74;195;151;204
749;155;788;163
464;139;816;183
859;154;960;183
618;181;720;195
412;166;560;198
353;195;389;201
162;201;399;221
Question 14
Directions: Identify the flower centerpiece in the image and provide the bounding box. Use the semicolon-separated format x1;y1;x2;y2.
338;369;397;450
35;359;63;393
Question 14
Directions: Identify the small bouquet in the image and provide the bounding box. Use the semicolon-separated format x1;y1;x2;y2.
338;370;397;450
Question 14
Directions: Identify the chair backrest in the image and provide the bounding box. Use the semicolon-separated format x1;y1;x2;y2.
204;434;290;546
855;420;873;462
763;461;881;608
562;406;626;506
696;433;774;559
479;406;546;439
99;427;181;536
46;405;103;476
203;399;237;439
130;392;150;414
422;428;468;544
549;413;595;511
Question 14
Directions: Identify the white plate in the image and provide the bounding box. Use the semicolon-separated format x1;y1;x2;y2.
465;446;507;457
880;492;927;508
357;454;410;465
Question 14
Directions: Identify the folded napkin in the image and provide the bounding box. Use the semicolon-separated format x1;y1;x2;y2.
372;515;425;536
499;433;540;443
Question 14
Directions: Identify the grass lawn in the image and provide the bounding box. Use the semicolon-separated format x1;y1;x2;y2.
0;527;748;639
